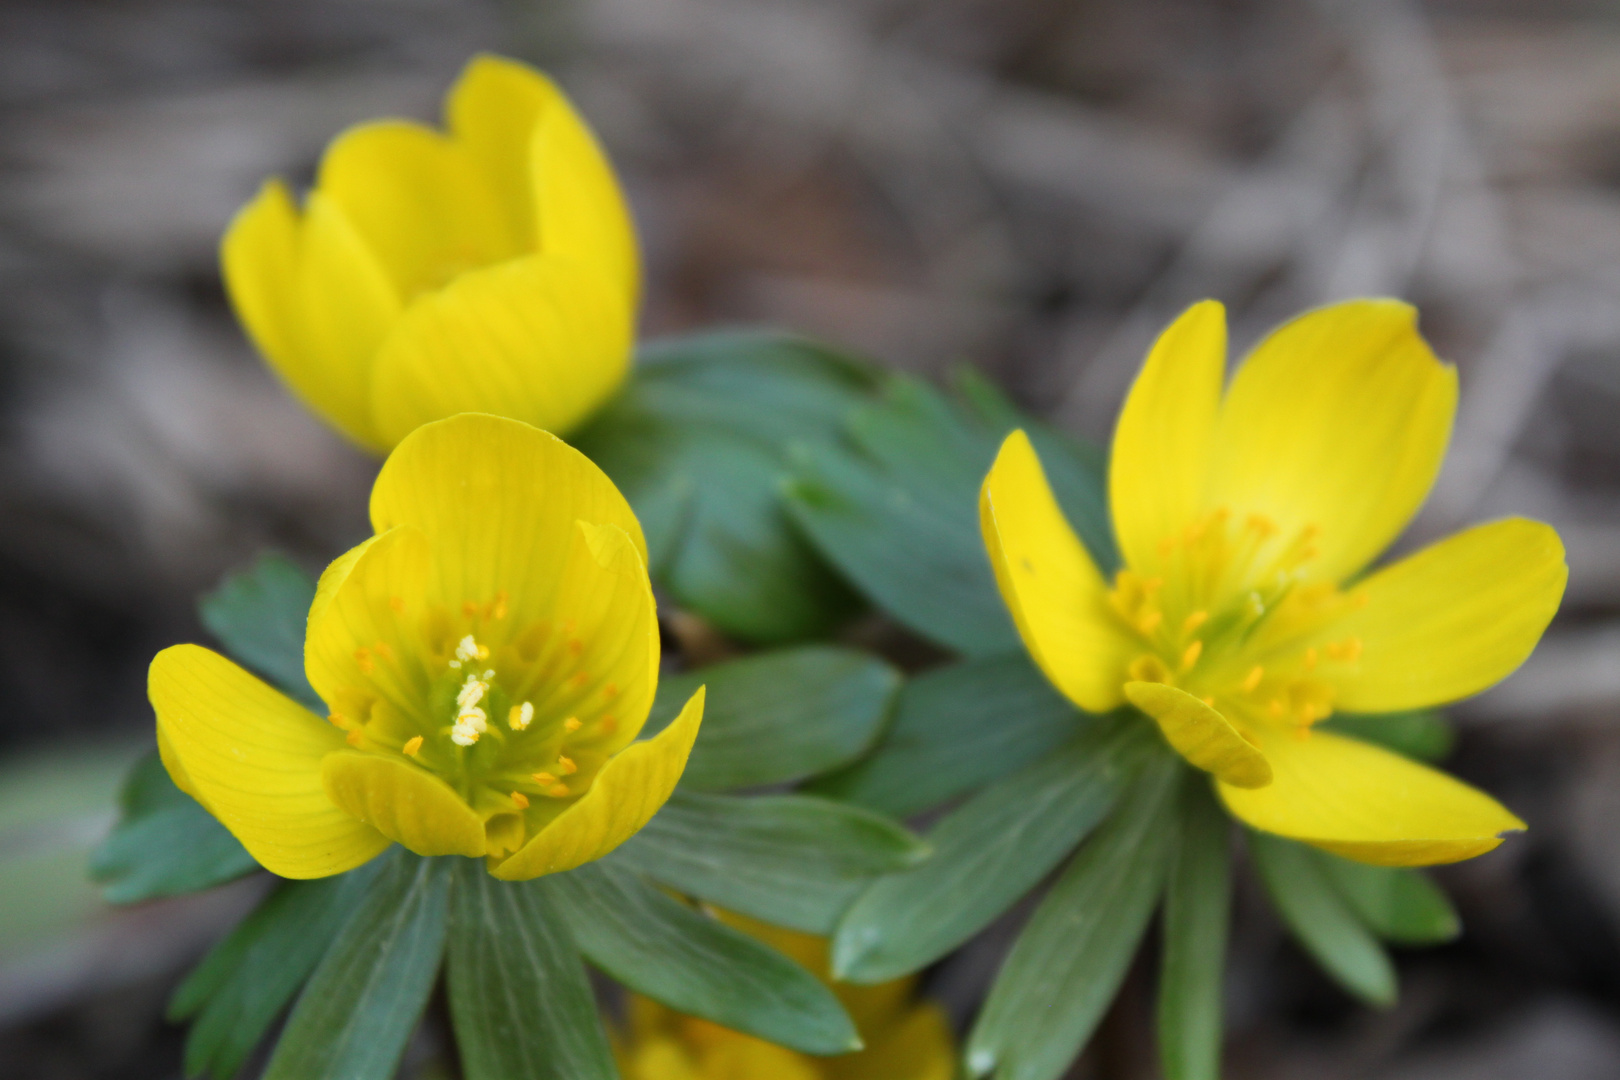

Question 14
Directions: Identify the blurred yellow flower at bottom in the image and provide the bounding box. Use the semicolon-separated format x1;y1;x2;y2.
618;915;954;1080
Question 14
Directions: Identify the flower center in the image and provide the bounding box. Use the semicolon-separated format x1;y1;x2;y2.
1108;508;1367;734
325;589;625;845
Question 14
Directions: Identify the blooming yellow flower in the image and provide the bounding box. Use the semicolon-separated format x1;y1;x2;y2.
150;413;702;880
981;300;1566;866
223;54;637;454
618;913;955;1080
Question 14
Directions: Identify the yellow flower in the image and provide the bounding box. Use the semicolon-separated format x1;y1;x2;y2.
618;913;955;1080
150;413;702;880
222;54;637;454
981;300;1566;867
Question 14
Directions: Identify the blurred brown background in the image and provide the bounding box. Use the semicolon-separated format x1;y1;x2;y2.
2;0;1620;1077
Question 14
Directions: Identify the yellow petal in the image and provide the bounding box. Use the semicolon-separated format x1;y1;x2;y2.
831;1002;957;1080
491;686;705;880
702;1036;821;1080
445;53;553;249
1218;727;1524;866
1110;300;1226;576
315;119;522;298
220;179;301;384
293;191;402;451
1124;681;1271;788
513;520;660;753
369;253;631;444
320;750;486;857
370;413;648;612
150;645;389;878
1324;517;1567;712
1207;300;1458;582
527;75;639;308
304;526;433;720
980;430;1136;713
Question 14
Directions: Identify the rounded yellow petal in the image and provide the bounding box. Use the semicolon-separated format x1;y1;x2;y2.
1206;300;1458;583
321;750;486;857
492;686;705;880
1124;681;1271;788
1218;728;1524;866
980;430;1135;713
292;191;402;451
315;119;522;298
445;53;554;249
1324;517;1567;712
527;75;639;308
150;644;389;878
370;413;648;612
221;179;301;381
368;253;631;445
1109;300;1226;576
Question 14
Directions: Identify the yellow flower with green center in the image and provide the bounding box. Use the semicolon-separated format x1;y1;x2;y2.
223;54;637;454
981;299;1566;866
150;413;703;880
618;913;954;1080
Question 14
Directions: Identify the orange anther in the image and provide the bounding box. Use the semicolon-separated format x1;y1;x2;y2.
546;783;570;798
558;755;578;776
510;791;530;809
345;729;364;747
564;717;582;733
402;735;423;756
533;772;557;785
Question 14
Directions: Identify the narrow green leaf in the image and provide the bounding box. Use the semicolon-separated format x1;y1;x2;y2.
447;860;616;1080
833;717;1153;983
784;371;1114;657
642;646;900;791
576;331;881;642
1313;851;1460;945
613;790;927;934
1248;832;1397;1007
547;861;860;1054
198;552;320;709
1320;709;1455;762
966;756;1182;1080
1157;776;1232;1080
264;850;451;1080
90;752;258;903
173;867;379;1079
808;653;1081;818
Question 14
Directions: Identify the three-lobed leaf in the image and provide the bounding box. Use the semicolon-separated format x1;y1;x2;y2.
612;790;928;934
547;860;860;1054
644;646;900;791
833;716;1152;983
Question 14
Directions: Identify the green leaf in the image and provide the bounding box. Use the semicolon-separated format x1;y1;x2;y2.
808;653;1080;818
833;716;1153;983
171;867;380;1079
784;371;1114;657
642;646;900;791
575;331;882;643
1156;776;1232;1080
265;850;451;1080
90;751;259;903
546;860;860;1055
1248;832;1396;1008
612;790;927;934
1313;851;1460;945
1320;709;1455;762
447;860;616;1080
966;754;1182;1080
199;552;320;709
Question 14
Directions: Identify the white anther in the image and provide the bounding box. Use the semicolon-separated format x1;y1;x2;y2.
450;726;480;747
511;701;534;731
456;674;488;710
455;635;481;663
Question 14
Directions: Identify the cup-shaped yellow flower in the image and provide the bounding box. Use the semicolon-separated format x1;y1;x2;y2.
150;413;702;880
223;54;637;453
981;300;1567;867
618;913;954;1080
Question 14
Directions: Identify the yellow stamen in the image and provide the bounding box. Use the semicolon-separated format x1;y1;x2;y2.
600;716;619;734
564;717;582;733
345;729;363;747
510;791;530;809
603;683;620;700
1179;640;1203;671
462;601;479;619
534;771;557;784
354;647;373;674
1182;610;1208;633
567;671;590;690
327;713;347;728
1137;611;1163;634
546;783;570;798
491;591;508;620
558;755;578;776
509;702;534;731
1242;666;1264;692
1303;647;1318;671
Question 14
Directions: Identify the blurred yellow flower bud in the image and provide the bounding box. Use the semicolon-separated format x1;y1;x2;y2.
222;54;638;453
